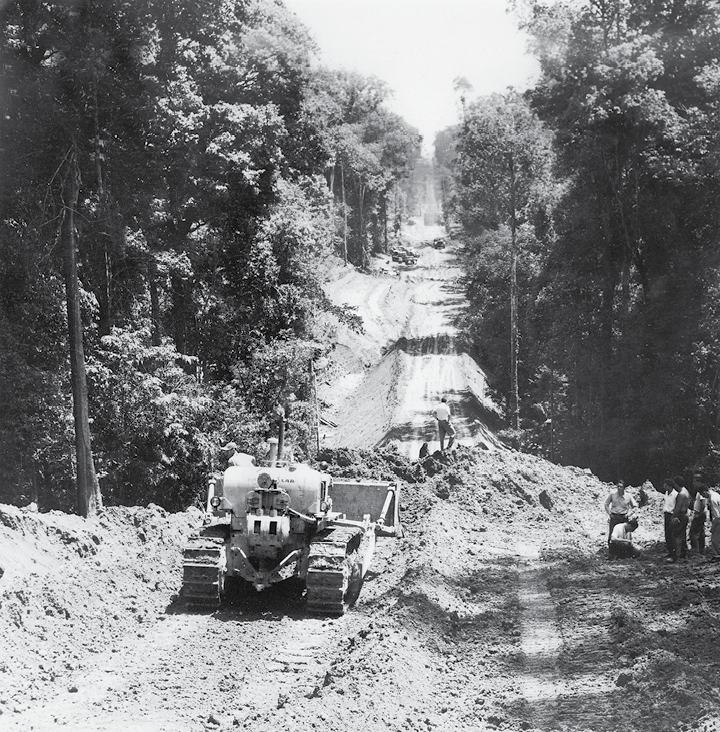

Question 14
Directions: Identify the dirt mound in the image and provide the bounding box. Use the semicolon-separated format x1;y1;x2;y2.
2;445;605;720
317;443;609;541
0;503;198;716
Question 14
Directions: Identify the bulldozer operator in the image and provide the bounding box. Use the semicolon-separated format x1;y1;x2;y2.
220;441;255;468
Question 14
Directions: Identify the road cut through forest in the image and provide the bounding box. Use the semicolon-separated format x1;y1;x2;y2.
319;224;501;460
1;231;720;732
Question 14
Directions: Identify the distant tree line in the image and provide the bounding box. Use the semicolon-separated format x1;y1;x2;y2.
0;0;421;513
445;0;720;484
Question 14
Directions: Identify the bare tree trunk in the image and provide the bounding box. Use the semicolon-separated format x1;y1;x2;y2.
341;162;348;266
510;242;519;429
310;360;320;456
327;160;336;193
97;242;112;337
92;70;113;338
359;183;368;268
381;190;388;254
150;270;162;347
62;146;102;517
508;152;520;430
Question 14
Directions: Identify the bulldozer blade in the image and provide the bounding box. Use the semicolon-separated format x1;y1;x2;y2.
331;481;401;535
332;480;400;533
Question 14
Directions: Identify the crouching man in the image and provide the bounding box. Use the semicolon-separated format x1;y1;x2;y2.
609;517;640;559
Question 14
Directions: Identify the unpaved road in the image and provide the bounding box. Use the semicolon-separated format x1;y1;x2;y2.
5;461;720;732
321;227;499;460
3;225;720;732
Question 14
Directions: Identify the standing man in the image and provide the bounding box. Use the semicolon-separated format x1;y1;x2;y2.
704;483;720;561
661;478;678;560
689;483;708;556
433;397;455;451
604;481;637;551
670;478;691;562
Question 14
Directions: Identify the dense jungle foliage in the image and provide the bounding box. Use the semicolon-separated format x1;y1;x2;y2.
445;0;720;485
0;0;421;512
8;0;720;512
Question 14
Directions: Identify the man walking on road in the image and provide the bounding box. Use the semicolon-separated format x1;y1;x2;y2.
433;397;455;451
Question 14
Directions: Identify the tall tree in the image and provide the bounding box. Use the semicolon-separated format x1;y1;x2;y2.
61;147;102;516
454;91;554;428
306;68;421;266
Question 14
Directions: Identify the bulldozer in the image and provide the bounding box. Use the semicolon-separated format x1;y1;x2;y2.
181;439;402;614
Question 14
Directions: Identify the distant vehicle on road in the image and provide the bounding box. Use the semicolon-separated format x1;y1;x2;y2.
391;246;419;265
432;237;447;249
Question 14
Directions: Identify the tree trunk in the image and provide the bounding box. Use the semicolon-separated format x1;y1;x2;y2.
150;264;162;347
61;146;102;518
171;272;189;354
508;153;520;430
93;70;113;338
381;189;391;254
359;182;368;269
97;242;112;337
341;162;348;267
327;162;335;192
310;360;320;456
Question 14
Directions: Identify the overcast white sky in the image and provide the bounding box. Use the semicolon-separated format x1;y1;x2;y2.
282;0;540;155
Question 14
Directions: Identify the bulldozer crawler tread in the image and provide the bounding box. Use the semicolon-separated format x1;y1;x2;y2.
181;530;227;610
305;525;365;615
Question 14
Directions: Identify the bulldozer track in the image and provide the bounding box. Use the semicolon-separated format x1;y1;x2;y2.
181;529;228;610
305;525;365;615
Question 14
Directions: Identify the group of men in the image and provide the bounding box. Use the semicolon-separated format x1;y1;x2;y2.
603;475;720;561
660;475;720;562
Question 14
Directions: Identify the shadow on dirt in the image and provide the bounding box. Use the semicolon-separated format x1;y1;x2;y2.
388;334;461;356
168;574;369;623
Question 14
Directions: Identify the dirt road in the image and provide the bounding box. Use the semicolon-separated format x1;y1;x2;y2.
321;227;500;460
4;452;720;732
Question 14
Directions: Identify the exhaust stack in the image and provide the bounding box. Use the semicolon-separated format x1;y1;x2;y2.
267;437;279;464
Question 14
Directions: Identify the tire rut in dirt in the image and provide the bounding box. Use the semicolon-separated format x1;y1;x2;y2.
516;544;564;727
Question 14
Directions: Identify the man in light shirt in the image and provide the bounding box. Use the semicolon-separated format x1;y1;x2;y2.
670;479;692;562
220;442;256;468
609;517;640;559
662;478;678;560
433;397;455;451
604;481;637;551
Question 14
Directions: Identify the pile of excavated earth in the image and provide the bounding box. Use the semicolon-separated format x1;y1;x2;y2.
2;444;720;732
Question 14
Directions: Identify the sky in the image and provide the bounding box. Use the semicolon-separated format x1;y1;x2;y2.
282;0;541;155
